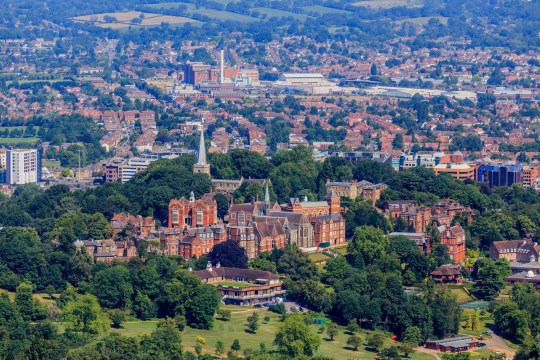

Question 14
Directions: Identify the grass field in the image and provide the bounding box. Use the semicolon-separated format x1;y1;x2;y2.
74;11;197;29
190;8;260;22
146;2;261;23
352;0;423;9
449;286;475;304
42;160;61;168
330;246;347;255
251;8;310;21
308;252;331;263
0;137;39;145
4;292;57;306
112;306;439;359
302;5;351;15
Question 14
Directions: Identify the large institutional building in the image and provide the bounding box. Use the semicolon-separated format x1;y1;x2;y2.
5;149;39;185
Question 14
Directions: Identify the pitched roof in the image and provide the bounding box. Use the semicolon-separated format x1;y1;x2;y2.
431;265;461;276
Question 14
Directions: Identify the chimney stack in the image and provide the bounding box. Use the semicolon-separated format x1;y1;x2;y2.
220;50;224;84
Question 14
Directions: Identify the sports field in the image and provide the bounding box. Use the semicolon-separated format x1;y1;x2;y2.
74;11;197;29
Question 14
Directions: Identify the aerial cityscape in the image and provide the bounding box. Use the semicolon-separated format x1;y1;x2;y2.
0;0;538;359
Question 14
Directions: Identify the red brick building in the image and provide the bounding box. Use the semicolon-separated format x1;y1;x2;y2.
158;226;226;259
282;192;346;247
110;213;156;238
253;217;287;254
438;224;466;263
168;193;217;229
430;264;462;284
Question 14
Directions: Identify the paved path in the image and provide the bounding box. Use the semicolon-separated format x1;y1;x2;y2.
415;347;441;360
483;332;516;359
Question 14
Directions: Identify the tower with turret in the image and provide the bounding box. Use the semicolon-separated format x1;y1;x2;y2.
193;130;210;175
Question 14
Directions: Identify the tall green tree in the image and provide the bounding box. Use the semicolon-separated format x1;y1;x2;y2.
274;314;321;357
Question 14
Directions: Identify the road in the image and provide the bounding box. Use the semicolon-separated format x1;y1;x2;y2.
483;331;516;359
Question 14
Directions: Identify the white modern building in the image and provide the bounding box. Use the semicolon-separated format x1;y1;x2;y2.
275;73;342;95
6;149;38;185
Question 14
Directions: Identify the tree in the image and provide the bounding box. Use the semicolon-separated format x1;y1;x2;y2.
326;323;338;341
15;282;34;321
62;294;110;334
347;226;389;265
140;318;183;360
276;245;319;281
367;333;385;352
185;284;220;329
247;312;259;334
371;64;378;75
402;326;423;347
347;319;360;334
231;339;241;354
392;134;404;150
214;193;229;220
45;285;55;300
215;340;225;356
208;241;248;269
218;309;231;321
472;259;506;300
195;336;205;357
472;310;480;332
493;301;530;342
108;309;127;329
92;266;134;309
274;314;321;357
347;335;362;351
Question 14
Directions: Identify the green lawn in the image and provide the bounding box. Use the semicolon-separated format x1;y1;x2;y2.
188;9;260;22
308;252;331;263
302;5;351;15
42;160;61;168
111;306;438;359
251;7;310;21
214;281;254;288
448;286;475;304
0;137;39;145
331;246;347;255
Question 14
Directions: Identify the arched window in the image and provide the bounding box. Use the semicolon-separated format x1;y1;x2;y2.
272;238;276;248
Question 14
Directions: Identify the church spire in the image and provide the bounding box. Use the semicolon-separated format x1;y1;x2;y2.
197;130;207;165
193;129;211;175
264;180;270;215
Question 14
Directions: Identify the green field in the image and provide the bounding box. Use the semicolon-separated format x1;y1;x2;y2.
251;7;310;21
112;306;439;359
147;2;260;22
108;306;504;359
352;0;424;9
190;8;260;22
0;137;39;145
302;5;351;15
42;160;61;168
308;252;331;263
145;2;188;10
